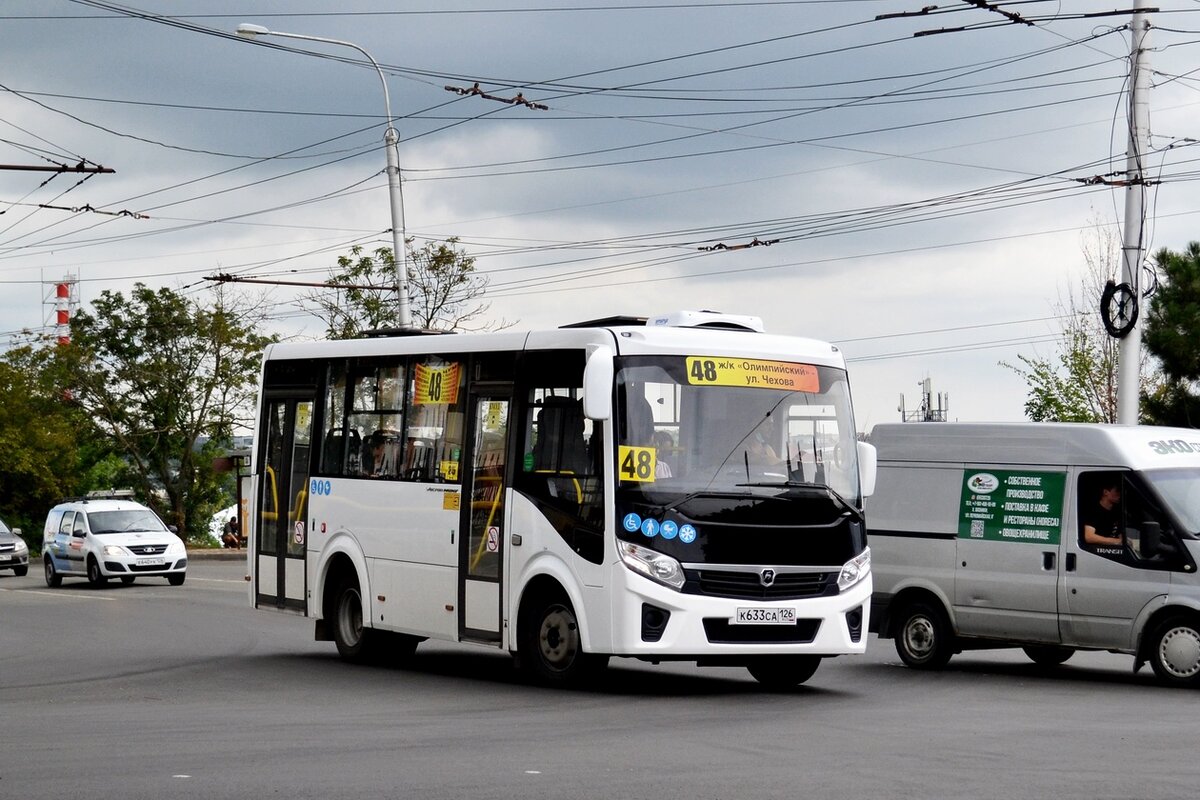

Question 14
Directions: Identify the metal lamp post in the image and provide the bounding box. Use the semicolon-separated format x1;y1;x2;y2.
236;23;412;329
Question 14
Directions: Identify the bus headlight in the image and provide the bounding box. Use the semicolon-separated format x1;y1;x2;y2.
619;541;685;590
837;547;870;592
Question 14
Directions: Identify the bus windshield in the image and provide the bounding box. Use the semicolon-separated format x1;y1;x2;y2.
615;355;861;505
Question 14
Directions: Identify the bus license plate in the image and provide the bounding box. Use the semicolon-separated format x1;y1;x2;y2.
735;607;796;625
136;557;165;567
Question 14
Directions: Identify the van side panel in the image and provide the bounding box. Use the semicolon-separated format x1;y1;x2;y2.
867;464;959;627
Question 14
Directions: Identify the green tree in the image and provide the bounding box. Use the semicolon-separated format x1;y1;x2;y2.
65;285;272;542
1142;242;1200;426
0;343;113;537
309;237;510;338
1004;220;1127;422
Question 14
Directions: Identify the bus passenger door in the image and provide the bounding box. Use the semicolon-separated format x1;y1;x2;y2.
459;391;511;643
256;396;313;612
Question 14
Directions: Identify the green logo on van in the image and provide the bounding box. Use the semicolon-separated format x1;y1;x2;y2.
958;469;1066;545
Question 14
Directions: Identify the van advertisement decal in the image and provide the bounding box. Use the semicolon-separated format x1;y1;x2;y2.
958;470;1066;544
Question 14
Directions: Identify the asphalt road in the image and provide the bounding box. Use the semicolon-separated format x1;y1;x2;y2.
1;557;1193;800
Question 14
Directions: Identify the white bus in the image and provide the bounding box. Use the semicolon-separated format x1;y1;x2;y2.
249;310;877;687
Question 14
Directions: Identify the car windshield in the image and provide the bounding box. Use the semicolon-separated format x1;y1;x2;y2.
0;518;9;534
88;510;169;534
1142;468;1200;535
615;355;862;503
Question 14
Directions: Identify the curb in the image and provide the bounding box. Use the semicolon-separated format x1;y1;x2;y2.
188;549;248;561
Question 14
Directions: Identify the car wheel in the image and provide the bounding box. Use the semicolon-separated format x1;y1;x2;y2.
14;565;28;577
894;600;954;669
518;591;607;686
86;556;108;587
168;573;185;586
44;556;62;588
746;655;821;690
1148;616;1200;687
1022;645;1074;667
120;576;136;585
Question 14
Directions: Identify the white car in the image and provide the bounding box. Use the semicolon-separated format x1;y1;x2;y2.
42;495;187;587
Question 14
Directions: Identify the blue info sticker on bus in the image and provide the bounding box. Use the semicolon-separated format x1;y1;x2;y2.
640;519;660;538
660;520;678;540
679;524;697;544
623;513;642;532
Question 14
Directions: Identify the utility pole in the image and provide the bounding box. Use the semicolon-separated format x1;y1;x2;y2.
1116;0;1153;425
0;163;113;174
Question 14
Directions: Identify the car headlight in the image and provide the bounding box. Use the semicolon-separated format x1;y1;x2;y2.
14;538;27;554
102;544;129;556
837;547;870;592
166;541;186;555
619;541;685;590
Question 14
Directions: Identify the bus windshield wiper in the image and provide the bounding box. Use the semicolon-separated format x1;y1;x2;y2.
734;479;864;521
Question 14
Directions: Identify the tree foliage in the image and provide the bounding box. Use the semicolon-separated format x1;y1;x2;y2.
0;344;112;536
65;285;272;541
1142;242;1200;426
309;238;509;338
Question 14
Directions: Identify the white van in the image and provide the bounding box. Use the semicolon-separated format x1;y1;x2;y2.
866;422;1200;687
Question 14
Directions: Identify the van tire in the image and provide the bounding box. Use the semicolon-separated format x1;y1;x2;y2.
1022;645;1074;667
747;655;821;689
1147;616;1200;687
894;600;954;669
86;556;108;587
518;591;607;686
44;556;62;588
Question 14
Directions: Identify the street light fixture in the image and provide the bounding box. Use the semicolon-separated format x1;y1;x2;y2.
235;23;412;329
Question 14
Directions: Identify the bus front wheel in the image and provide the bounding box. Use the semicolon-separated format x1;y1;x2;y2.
746;655;821;689
518;592;607;686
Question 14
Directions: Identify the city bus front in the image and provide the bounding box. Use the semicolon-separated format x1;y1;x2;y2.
608;352;873;680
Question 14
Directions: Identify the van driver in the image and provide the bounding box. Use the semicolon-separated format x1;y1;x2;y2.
1081;478;1123;548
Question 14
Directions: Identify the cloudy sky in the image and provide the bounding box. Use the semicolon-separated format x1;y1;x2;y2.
2;0;1198;430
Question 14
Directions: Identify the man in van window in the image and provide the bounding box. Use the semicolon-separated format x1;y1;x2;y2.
1081;477;1124;549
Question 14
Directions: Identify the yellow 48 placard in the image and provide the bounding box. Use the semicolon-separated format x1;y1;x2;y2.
685;356;819;392
618;446;658;482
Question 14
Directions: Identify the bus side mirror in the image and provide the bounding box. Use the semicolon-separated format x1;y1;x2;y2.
583;346;613;421
857;441;877;498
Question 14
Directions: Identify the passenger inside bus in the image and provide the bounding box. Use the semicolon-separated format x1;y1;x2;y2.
532;397;589;475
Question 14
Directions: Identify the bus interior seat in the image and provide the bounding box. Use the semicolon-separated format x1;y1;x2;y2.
323;427;362;473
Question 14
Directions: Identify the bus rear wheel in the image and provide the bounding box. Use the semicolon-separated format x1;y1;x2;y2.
519;592;607;686
333;581;378;663
746;655;821;689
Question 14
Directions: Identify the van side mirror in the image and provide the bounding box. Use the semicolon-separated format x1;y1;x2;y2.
583;346;614;421
72;528;85;539
857;441;877;498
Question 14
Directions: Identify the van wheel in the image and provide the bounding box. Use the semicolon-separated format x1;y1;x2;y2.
747;656;821;690
86;556;108;587
120;576;136;585
332;580;379;663
168;573;185;586
1148;616;1200;687
518;592;607;686
44;557;62;588
894;600;954;669
1022;645;1074;667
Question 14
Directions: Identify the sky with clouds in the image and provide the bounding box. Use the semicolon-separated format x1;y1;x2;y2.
2;0;1198;431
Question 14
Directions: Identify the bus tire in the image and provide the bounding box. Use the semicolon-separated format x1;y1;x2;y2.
518;591;607;686
1022;645;1074;667
746;655;821;690
44;556;62;588
894;600;954;670
1147;615;1200;687
332;579;379;664
87;555;108;587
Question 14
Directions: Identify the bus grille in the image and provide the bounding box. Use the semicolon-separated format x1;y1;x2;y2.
703;618;821;644
685;568;836;601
